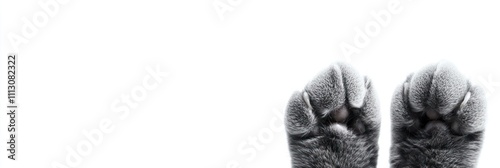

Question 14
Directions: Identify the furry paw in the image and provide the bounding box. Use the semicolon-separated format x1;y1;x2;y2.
285;63;380;168
390;61;486;168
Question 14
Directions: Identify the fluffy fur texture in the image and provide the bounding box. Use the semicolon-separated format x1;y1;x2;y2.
390;61;486;168
285;61;486;168
285;63;380;168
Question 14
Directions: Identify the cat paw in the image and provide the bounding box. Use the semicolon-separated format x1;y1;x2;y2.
390;61;486;168
285;62;380;168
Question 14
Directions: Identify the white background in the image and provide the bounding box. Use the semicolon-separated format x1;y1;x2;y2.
1;0;499;167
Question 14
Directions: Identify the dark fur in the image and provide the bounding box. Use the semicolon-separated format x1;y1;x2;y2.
285;63;380;168
285;61;486;168
390;61;486;168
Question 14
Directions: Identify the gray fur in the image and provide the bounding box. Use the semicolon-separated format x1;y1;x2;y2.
390;61;486;168
285;61;486;167
285;62;380;168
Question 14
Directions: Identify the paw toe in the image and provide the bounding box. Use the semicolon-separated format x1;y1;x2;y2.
408;61;469;115
285;91;317;135
451;86;486;134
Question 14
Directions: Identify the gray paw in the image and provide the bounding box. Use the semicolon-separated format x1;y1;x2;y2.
390;61;486;168
285;63;380;168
